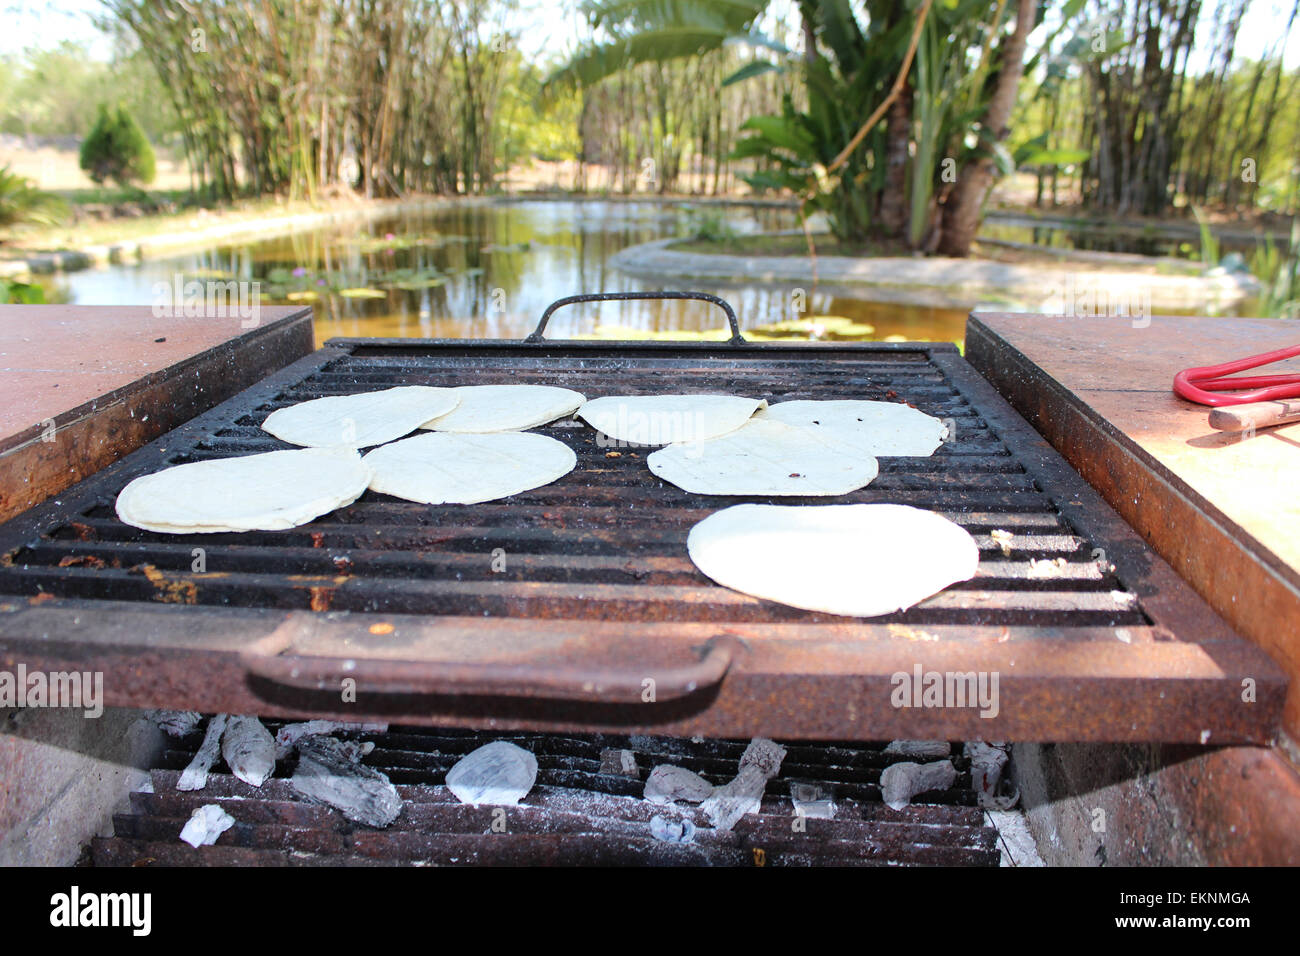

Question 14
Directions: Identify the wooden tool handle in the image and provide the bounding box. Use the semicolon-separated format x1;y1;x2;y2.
1208;398;1300;432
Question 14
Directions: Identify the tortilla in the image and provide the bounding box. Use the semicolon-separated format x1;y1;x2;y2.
115;447;371;534
687;503;979;617
577;394;766;446
421;384;585;433
647;419;879;496
262;386;460;449
362;432;576;505
756;399;948;457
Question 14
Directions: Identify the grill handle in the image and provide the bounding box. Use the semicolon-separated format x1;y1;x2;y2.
525;291;745;345
240;632;739;703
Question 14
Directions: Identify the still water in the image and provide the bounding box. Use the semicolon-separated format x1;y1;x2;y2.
40;199;968;346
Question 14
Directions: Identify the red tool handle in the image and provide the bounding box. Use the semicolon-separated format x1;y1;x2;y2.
1172;343;1300;407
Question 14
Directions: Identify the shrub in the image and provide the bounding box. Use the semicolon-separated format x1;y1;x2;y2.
0;164;67;233
79;105;157;188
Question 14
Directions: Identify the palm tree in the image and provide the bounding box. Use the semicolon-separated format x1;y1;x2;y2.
550;0;1052;255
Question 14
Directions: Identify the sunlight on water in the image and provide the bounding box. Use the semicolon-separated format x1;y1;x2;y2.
41;199;970;346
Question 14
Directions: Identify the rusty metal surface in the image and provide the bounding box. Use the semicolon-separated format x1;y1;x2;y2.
0;308;314;523
965;313;1300;743
0;332;1286;742
91;723;1000;867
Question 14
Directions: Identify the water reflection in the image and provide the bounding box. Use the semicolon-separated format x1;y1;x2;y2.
41;199;969;345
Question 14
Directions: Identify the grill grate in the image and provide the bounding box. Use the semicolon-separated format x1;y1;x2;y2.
0;338;1283;743
0;348;1144;627
89;722;1002;867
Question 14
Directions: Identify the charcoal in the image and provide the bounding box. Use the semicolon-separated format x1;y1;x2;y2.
446;741;538;807
700;737;786;832
644;765;714;804
599;748;640;778
965;741;1018;810
290;736;402;828
274;720;388;759
146;710;202;737
884;740;951;758
177;714;227;792
179;803;235;848
789;780;835;820
649;815;697;844
221;715;275;787
880;759;957;810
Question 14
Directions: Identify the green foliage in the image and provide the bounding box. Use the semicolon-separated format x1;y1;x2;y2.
677;205;738;242
545;0;771;94
0;165;68;232
729;0;1040;244
0;278;46;303
1252;219;1300;319
79;105;157;188
1191;206;1220;268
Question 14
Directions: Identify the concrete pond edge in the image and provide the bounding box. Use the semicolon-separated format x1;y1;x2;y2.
608;237;1261;313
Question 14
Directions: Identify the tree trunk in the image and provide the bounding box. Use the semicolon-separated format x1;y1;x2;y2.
936;0;1035;257
877;82;912;239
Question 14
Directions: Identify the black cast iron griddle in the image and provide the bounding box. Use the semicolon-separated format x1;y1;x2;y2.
0;293;1285;742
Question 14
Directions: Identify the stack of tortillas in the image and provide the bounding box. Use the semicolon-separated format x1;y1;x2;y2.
363;385;583;504
687;503;979;617
116;385;588;533
612;397;947;497
115;447;371;533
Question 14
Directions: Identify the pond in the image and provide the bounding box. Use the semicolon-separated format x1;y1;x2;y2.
38;199;970;346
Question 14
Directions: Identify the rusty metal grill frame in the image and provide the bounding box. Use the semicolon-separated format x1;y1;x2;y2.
0;321;1285;743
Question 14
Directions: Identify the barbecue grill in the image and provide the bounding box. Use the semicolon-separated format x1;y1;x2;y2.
0;293;1284;744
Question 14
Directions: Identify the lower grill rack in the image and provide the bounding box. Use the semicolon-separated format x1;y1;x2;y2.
90;723;1001;867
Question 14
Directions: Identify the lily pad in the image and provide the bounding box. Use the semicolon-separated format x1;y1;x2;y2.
338;287;387;299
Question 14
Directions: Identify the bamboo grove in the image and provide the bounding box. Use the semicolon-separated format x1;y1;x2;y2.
102;0;788;201
100;0;1300;223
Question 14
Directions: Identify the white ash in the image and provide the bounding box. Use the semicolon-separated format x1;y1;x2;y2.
146;710;202;737
789;780;835;820
700;737;787;832
649;815;697;844
290;736;403;828
965;741;1019;810
1028;557;1069;578
884;739;951;758
599;748;640;778
221;715;276;787
739;737;786;776
274;720;388;759
177;714;228;792
446;741;538;807
179;803;235;848
644;765;714;804
989;529;1015;556
880;759;957;811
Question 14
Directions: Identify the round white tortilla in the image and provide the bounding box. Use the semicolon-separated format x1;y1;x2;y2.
420;384;586;433
115;447;371;534
756;400;948;457
577;395;766;446
687;503;979;617
647;419;879;496
362;432;576;505
262;386;460;449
